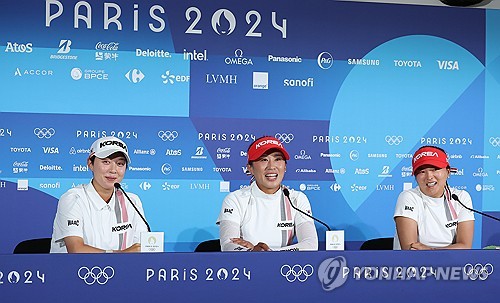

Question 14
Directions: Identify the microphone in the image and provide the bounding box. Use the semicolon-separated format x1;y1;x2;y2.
451;194;500;222
114;183;151;232
282;187;331;231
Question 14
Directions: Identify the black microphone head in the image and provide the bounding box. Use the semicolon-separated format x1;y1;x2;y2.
114;183;121;189
451;194;459;201
282;187;290;197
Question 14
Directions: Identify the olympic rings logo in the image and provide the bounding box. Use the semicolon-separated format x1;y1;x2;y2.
280;264;314;282
158;130;178;142
78;266;115;285
489;137;500;147
463;263;493;280
275;133;294;144
33;127;56;139
385;135;403;146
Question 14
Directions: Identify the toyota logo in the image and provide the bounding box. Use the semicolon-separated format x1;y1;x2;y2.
275;133;294;144
78;266;115;285
280;264;314;282
489;137;500;147
158;130;178;141
463;263;493;280
34;127;56;139
385;135;403;146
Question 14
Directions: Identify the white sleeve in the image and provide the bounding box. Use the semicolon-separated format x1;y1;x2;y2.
52;192;84;243
219;220;249;252
456;190;475;222
216;193;243;225
393;190;419;222
276;221;318;251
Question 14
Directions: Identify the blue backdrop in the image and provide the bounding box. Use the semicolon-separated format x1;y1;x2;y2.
1;0;499;253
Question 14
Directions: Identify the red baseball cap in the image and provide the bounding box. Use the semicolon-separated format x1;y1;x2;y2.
412;146;452;174
247;136;290;162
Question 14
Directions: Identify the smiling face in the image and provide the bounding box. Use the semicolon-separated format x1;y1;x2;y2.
414;165;450;198
247;151;287;194
88;152;127;202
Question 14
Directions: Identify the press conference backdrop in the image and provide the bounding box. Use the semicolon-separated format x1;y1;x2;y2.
1;0;500;253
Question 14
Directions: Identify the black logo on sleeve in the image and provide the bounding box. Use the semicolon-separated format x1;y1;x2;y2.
404;206;414;212
68;220;79;226
224;208;233;214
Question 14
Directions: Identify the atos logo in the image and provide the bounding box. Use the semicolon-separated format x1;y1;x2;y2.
355;168;369;175
211;9;237;35
317;52;333;69
125;69;145;83
5;42;33;53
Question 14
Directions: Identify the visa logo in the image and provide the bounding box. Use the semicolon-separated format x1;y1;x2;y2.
437;60;459;70
43;147;59;154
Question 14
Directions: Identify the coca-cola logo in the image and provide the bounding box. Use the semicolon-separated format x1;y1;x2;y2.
95;42;119;51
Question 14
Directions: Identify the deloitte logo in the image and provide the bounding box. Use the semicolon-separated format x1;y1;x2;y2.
317;52;333;69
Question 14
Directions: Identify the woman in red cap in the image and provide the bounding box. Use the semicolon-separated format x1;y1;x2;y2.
217;136;318;251
393;145;474;250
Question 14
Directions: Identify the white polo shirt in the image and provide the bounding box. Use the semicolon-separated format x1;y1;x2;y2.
393;187;475;249
217;182;315;250
50;182;148;253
